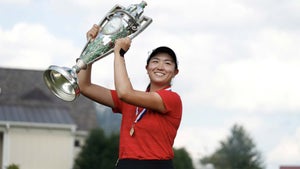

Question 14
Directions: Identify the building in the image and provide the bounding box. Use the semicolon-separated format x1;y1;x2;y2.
0;67;100;169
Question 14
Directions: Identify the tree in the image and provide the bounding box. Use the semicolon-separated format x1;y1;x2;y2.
73;128;119;169
6;164;19;169
74;128;195;169
200;124;265;169
174;147;195;169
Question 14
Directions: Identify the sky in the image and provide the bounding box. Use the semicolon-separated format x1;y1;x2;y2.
0;0;300;168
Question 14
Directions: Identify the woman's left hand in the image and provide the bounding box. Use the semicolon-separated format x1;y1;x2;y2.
114;37;131;56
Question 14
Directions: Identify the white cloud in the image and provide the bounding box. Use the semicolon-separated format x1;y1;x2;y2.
209;57;300;113
0;23;80;70
180;27;300;113
0;0;31;5
225;115;263;132
174;126;229;160
268;127;300;165
250;28;300;59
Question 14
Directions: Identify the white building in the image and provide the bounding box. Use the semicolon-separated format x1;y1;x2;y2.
0;67;99;169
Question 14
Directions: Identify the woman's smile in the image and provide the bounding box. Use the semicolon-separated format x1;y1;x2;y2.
146;53;178;86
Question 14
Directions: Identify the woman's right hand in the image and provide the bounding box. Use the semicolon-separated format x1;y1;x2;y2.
86;24;100;41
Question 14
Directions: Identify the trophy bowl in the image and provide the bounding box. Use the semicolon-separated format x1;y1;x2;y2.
43;1;152;101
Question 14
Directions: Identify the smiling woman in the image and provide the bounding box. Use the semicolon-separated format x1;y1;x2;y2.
2;1;300;169
77;25;182;169
145;47;179;89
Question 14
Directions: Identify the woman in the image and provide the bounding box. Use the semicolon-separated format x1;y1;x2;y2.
78;24;182;169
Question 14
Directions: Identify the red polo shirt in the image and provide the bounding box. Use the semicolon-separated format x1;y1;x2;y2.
111;88;182;160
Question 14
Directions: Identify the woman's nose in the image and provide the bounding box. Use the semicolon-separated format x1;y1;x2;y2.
157;62;164;69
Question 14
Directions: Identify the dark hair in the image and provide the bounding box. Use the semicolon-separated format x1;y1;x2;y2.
146;46;178;69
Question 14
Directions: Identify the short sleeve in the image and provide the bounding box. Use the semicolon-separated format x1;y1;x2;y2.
110;90;122;113
156;90;182;118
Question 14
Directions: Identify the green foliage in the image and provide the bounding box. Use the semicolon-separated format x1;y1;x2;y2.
200;124;265;169
6;164;19;169
73;128;119;169
173;147;195;169
73;128;195;169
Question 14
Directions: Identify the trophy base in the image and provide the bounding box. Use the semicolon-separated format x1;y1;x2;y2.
43;65;80;102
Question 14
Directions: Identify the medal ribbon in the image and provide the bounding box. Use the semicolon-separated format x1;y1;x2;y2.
134;107;147;122
130;86;172;136
134;87;171;123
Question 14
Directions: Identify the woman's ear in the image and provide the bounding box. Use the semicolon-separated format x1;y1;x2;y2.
145;65;149;74
173;69;179;77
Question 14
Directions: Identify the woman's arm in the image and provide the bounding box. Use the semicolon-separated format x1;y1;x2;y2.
77;24;114;108
77;64;114;108
113;38;166;113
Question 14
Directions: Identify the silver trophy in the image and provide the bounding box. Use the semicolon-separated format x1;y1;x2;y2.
43;1;152;101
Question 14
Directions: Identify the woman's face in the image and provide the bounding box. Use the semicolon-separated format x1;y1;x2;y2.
146;53;178;86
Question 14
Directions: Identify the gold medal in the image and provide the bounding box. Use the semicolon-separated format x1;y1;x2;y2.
130;107;147;137
130;126;135;136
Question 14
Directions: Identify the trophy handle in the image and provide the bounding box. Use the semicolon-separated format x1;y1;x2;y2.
128;15;152;39
106;6;153;40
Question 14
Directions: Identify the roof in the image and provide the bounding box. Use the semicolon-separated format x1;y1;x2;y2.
0;67;99;131
0;104;73;124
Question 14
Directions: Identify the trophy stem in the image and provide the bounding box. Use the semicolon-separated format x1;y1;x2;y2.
73;58;88;73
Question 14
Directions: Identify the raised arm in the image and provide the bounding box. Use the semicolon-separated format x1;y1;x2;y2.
77;24;114;108
113;38;167;113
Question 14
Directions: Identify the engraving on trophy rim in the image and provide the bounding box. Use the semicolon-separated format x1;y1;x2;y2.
102;16;123;35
